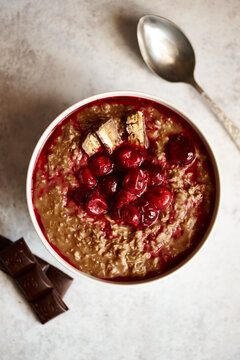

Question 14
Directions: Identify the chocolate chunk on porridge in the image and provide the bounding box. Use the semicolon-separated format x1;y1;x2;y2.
32;97;216;281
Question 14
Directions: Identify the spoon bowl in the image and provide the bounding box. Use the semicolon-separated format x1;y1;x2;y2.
137;15;195;83
137;15;240;150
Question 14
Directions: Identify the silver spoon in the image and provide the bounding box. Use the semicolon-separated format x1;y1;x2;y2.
137;15;240;150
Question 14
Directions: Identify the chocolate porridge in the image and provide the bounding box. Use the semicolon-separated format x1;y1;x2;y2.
32;96;216;281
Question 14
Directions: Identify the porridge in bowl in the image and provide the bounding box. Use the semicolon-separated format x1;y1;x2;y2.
32;96;216;281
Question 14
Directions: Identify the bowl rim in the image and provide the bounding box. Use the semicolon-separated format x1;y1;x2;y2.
26;90;220;285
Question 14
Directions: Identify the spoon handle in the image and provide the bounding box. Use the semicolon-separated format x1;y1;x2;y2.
191;80;240;150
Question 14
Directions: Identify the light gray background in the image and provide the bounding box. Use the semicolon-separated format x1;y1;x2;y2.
0;1;240;359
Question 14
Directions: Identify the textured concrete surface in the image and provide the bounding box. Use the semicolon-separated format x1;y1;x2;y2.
0;1;240;359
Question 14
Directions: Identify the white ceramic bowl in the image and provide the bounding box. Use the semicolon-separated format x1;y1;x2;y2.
26;91;220;284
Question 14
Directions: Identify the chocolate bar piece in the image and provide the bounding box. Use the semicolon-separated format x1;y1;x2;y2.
0;235;12;251
96;118;123;154
82;132;102;156
0;236;69;323
126;111;148;148
47;266;73;298
0;238;36;277
0;235;12;273
31;289;68;324
16;263;53;301
35;256;50;273
0;235;73;298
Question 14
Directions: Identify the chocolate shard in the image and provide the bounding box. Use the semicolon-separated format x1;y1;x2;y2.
16;264;53;302
31;289;68;324
82;132;101;156
0;236;70;324
0;235;12;251
0;238;36;278
0;235;73;299
96;117;123;154
0;235;13;273
35;256;50;273
0;235;50;274
0;260;6;273
126;111;148;148
46;266;73;298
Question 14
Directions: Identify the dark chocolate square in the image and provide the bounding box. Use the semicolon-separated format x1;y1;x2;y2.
16;264;53;301
0;238;36;277
0;237;49;274
35;256;50;273
47;266;73;298
31;289;68;324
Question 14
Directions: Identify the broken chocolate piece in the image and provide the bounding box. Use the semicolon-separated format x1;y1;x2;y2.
31;289;68;324
0;235;12;252
46;266;73;298
0;238;36;277
82;132;101;156
96;117;123;154
126;111;148;148
0;235;73;298
35;256;50;273
0;236;71;324
0;235;12;273
16;264;52;301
